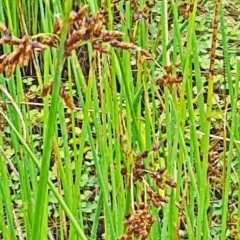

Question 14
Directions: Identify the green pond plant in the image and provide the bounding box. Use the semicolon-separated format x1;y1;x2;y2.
0;0;240;239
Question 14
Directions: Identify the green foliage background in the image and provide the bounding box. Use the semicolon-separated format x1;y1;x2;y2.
0;0;240;239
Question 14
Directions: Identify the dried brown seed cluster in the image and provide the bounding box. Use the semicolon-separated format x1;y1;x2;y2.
133;1;155;21
149;168;166;189
42;5;153;57
0;23;47;78
178;0;207;19
0;102;6;131
157;64;182;87
134;9;148;22
41;5;112;55
119;141;177;239
118;203;156;240
131;144;158;182
147;186;168;208
133;150;148;181
132;141;177;191
41;80;75;110
207;151;220;178
0;6;154;77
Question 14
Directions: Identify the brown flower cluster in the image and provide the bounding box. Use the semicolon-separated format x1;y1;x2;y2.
120;141;177;239
178;0;207;19
157;65;182;87
132;150;149;181
41;80;75;110
113;0;155;22
150;168;177;190
207;151;221;180
0;22;47;78
0;102;6;131
42;5;154;57
131;141;177;191
118;203;156;240
147;186;168;208
133;1;155;22
0;5;154;78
